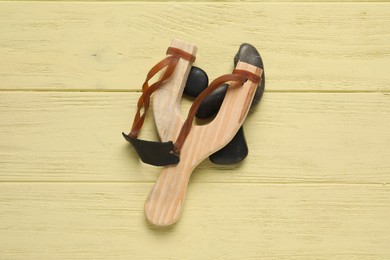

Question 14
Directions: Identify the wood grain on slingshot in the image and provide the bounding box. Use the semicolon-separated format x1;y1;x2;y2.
146;39;262;226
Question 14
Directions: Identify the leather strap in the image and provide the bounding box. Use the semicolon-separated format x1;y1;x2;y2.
128;47;196;138
122;133;179;166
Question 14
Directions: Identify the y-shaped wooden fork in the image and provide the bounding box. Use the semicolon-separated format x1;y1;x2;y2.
147;39;261;226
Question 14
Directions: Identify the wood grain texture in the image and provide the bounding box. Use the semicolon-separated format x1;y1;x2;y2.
0;183;389;259
1;0;390;257
153;39;196;142
1;92;389;183
0;2;390;91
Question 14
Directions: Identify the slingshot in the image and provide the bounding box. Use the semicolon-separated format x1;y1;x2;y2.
123;39;263;226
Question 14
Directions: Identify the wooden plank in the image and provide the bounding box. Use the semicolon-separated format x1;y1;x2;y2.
1;92;389;183
0;2;389;91
0;183;389;259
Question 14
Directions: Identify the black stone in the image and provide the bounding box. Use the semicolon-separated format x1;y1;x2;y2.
204;43;265;164
234;43;265;110
209;127;248;165
196;84;228;119
183;66;208;98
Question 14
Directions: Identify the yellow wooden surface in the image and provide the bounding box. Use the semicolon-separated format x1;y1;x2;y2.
1;1;390;259
1;3;390;91
1;184;389;259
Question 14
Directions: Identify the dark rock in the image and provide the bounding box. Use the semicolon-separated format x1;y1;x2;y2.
234;43;265;110
209;127;248;165
183;66;208;98
206;43;265;164
196;84;228;119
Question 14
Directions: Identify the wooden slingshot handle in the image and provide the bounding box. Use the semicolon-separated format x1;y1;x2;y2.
146;39;261;226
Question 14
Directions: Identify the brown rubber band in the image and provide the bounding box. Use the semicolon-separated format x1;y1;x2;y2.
128;47;196;138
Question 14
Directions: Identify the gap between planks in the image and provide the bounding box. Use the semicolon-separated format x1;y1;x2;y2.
1;89;390;94
0;181;388;186
0;1;385;3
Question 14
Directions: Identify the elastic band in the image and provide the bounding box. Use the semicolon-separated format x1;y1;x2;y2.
128;47;196;138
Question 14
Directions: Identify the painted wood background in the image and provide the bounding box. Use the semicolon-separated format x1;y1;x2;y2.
1;1;389;259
